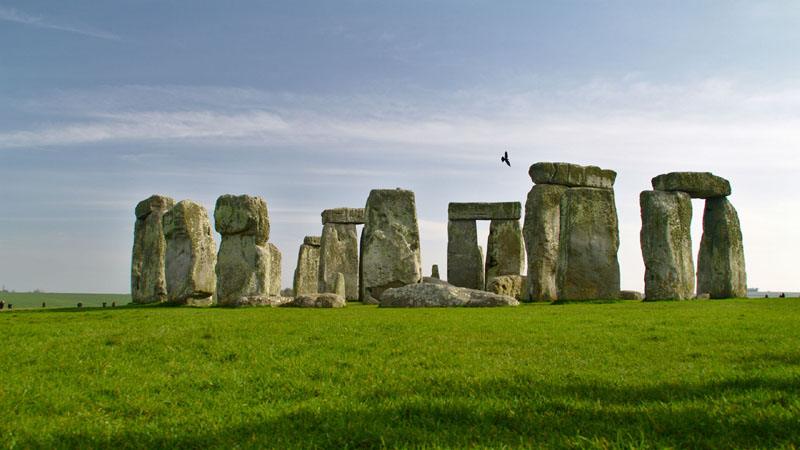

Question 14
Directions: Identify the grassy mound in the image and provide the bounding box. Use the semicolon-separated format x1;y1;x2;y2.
1;299;799;448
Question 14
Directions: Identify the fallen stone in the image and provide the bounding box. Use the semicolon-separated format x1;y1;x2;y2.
697;197;747;298
529;162;616;189
523;184;568;302
268;243;281;296
235;295;289;307
293;236;320;296
696;293;711;300
487;275;528;302
422;277;452;286
214;194;270;244
485;219;524;289
161;200;217;306
557;187;620;300
361;189;422;304
640;190;695;301
283;293;346;308
619;290;643;301
447;220;484;290
652;172;731;198
319;223;359;300
448;202;521;220
132;195;175;304
380;283;519;307
321;207;366;224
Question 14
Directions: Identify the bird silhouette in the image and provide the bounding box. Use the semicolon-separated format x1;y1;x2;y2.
501;151;510;166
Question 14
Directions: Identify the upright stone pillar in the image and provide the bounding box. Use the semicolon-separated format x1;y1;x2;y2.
523;184;567;302
214;194;272;306
447;219;484;289
361;189;422;304
161;200;217;305
318;208;364;301
697;197;747;298
640;190;694;300
268;243;282;296
293;236;320;296
485;219;524;288
131;195;175;304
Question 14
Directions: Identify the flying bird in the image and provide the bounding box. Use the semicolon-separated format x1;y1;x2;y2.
501;151;511;166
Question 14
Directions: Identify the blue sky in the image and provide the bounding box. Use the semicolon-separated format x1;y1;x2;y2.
2;1;799;293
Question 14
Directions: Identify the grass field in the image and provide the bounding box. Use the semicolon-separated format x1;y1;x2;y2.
0;292;132;309
1;298;799;449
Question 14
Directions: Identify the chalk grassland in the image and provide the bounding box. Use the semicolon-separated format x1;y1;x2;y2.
1;300;799;449
0;292;132;309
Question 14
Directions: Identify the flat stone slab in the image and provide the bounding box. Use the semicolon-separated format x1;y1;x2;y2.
529;162;616;189
620;290;643;300
380;283;519;308
282;293;346;308
321;208;366;224
235;296;289;307
303;236;321;246
448;202;521;220
652;172;731;198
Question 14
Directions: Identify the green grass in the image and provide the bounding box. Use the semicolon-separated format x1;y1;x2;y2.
1;298;799;449
0;292;131;309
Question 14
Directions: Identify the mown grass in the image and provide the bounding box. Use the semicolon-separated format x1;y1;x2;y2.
1;298;799;449
0;292;131;309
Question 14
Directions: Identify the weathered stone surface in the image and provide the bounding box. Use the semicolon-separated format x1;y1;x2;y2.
132;195;175;304
696;293;711;300
697;197;747;298
431;264;440;279
652;172;731;199
235;295;289;307
214;194;270;244
487;275;528;302
422;277;452;286
448;202;521;220
557;187;620;300
361;189;422;304
293;236;320;296
485;219;524;288
162;200;217;306
620;290;643;301
523;184;568;302
640;190;695;301
380;283;519;308
529;162;616;189
283;293;346;308
318;223;359;300
321;207;366;224
447;220;484;290
268;243;281;296
214;195;272;306
333;272;346;298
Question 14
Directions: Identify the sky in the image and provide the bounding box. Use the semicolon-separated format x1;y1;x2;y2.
2;0;800;294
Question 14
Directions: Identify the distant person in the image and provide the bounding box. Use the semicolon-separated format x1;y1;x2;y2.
77;302;83;308
7;303;11;309
103;301;107;308
42;302;46;308
780;293;786;298
0;300;4;310
765;294;769;298
112;301;116;307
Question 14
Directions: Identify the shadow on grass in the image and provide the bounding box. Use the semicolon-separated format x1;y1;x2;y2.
19;374;800;448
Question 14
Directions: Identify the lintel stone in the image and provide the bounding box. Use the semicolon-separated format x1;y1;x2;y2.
448;202;521;220
652;172;731;198
321;208;366;224
529;162;616;189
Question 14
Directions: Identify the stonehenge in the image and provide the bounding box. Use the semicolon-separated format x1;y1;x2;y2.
131;195;175;304
268;243;282;296
318;208;363;300
293;236;320;296
640;172;746;300
523;163;620;301
361;188;422;304
161;200;217;305
447;202;524;291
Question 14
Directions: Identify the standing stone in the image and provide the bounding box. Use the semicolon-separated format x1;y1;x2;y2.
485;219;524;289
640;190;694;301
161;200;217;305
447;220;484;290
131;195;175;304
523;184;567;302
318;222;359;300
361;188;422;304
556;187;620;300
293;236;320;296
214;195;272;306
268;243;281;296
333;272;346;298
697;197;747;298
431;264;440;279
487;275;528;302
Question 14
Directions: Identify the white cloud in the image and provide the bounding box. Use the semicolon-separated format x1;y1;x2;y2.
0;6;120;40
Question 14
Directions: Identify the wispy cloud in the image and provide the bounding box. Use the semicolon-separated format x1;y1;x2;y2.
0;6;120;40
